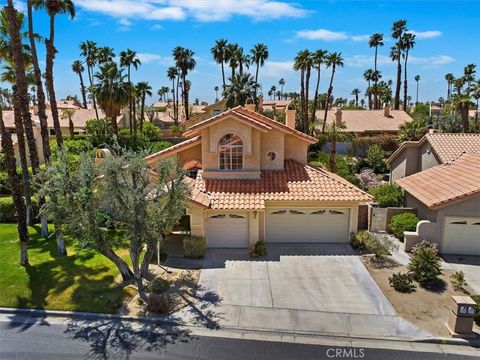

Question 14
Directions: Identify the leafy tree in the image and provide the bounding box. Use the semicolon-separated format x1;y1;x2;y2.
398;117;426;142
365;145;386;173
369;183;404;208
85;118;112;146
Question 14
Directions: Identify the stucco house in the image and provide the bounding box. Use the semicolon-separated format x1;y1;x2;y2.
145;105;372;248
396;152;480;256
387;132;480;182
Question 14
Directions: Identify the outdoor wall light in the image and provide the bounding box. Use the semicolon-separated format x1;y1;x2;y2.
253;211;257;218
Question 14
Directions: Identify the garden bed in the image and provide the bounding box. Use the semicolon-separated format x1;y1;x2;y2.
362;256;479;337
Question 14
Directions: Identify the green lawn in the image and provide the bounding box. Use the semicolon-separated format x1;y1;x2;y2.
0;223;131;313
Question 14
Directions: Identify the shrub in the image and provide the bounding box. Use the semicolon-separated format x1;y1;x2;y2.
140;121;160;141
146;293;171;314
64;139;94;154
472;295;480;326
369;183;404;208
450;271;467;292
183;236;206;258
0;196;15;222
356;169;381;190
0;171;10;195
250;240;267;257
408;241;442;285
170;124;182;134
365;145;386;173
364;234;398;259
150;277;171;294
389;212;419;241
350;230;370;250
389;272;416;293
85;118;112;146
148;141;173;155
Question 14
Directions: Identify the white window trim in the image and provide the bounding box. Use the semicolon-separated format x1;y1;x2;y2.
218;134;244;171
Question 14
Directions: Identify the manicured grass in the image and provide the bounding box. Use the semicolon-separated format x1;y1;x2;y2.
0;223;131;313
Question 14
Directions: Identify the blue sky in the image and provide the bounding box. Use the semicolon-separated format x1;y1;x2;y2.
5;0;480;105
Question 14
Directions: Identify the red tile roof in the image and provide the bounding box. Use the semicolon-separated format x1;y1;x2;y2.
396;152;480;209
144;136;201;166
190;160;372;210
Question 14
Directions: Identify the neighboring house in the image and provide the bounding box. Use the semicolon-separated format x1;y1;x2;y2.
261;99;292;112
145;105;372;248
181;100;226;131
395;153;480;256
315;106;413;134
387;132;480;182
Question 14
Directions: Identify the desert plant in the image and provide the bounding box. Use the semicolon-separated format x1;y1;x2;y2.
369;183;404;208
389;272;416;293
408;241;442;285
183;235;206;258
145;293;172;314
350;230;371;250
450;271;467;292
472;295;480;326
150;277;171;294
365;234;398;259
250;240;267;257
389;212;419;240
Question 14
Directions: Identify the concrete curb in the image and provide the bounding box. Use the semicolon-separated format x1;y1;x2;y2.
1;307;479;348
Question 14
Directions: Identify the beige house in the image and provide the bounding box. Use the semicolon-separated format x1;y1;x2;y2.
396;153;480;256
145;105;372;248
387;132;480;182
316;106;413;134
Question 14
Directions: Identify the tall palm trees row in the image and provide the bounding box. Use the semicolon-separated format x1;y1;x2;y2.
293;49;343;134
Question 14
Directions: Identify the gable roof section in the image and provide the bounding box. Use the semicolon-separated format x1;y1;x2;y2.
191;160;372;210
184;106;317;144
144;136;201;166
395;152;480;209
387;132;480;165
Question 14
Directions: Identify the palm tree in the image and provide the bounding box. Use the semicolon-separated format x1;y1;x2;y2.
96;46;115;63
119;49;141;132
223;73;259;108
34;0;75;148
279;78;285;99
26;0;50;167
351;88;361;106
311;49;327;125
72;60;87;108
270;85;277;100
369;33;384;109
293;49;313;133
444;73;454;100
453;77;465;96
470;80;480;126
414;75;420;104
464;64;476;88
0;106;29;266
136;81;152;131
93;61;129;135
61;108;75;138
391;20;407;110
363;69;374;110
214;85;219;101
211;39;228;91
80;40;99;119
250;43;269;99
322;52;344;134
452;94;473;132
401;32;415;111
173;47;196;120
226;43;239;79
167;66;178;124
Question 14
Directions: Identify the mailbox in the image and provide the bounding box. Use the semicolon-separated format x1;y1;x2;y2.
446;296;478;338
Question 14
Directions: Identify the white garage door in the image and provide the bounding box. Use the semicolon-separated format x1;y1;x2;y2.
443;217;480;256
206;213;249;248
266;208;350;243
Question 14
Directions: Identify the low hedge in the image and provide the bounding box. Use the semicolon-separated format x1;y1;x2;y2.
389;212;420;240
0;196;40;222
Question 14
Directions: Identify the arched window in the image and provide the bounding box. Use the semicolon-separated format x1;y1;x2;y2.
219;134;243;170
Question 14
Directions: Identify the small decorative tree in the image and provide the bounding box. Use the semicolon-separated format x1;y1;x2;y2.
408;241;442;285
365;144;386;173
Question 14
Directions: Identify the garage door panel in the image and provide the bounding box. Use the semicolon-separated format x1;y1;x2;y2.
266;208;349;243
443;217;480;256
207;213;249;248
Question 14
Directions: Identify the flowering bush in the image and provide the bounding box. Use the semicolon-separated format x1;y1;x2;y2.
356;169;380;190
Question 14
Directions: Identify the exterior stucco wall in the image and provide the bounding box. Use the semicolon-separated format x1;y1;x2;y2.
405;193;480;252
405;192;436;221
187;204;205;238
419;142;440;171
178;143;202;165
389;146;420;182
260;129;285;170
284;135;308;164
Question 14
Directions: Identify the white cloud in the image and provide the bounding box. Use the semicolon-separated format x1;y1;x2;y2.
295;29;349;41
151;24;163;30
118;18;132;27
260;60;294;78
351;34;370;42
13;0;27;12
407;30;442;40
345;54;455;68
75;0;308;23
136;53;173;65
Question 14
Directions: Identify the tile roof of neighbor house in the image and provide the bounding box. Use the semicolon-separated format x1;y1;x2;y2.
185;106;317;144
191;160;372;210
262;99;292;110
315;109;413;133
144;136;202;166
396;152;480;209
387;132;480;164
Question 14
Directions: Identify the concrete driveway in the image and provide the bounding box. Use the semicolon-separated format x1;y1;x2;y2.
174;244;431;340
442;254;480;294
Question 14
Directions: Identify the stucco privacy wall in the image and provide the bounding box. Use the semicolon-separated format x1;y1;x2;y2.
370;207;416;232
404;193;480;252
